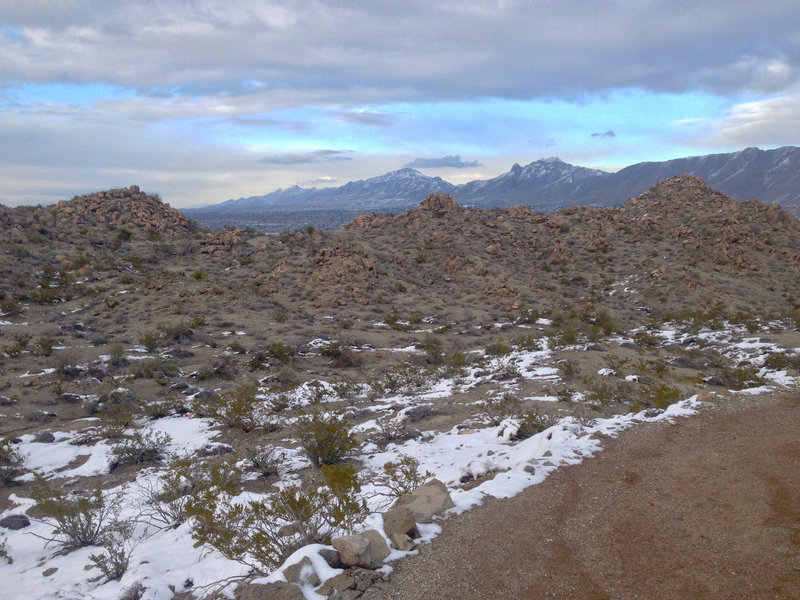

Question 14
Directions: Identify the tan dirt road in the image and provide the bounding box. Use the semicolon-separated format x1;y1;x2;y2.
384;394;800;599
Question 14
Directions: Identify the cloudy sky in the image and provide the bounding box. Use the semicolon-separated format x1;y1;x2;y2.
2;1;799;208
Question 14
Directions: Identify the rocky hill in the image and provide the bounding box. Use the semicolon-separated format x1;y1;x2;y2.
1;176;799;600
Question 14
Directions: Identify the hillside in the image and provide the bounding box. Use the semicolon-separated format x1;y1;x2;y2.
1;177;799;600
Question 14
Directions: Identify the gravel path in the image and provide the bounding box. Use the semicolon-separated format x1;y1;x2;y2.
383;393;800;599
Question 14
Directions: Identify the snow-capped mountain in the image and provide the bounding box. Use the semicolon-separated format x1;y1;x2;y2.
196;146;800;216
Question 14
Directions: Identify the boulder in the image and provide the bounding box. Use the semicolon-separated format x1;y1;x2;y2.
389;479;454;523
283;556;320;587
234;581;304;600
331;530;390;569
382;505;419;542
0;514;31;530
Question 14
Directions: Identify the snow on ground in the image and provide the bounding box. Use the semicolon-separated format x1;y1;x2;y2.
1;324;798;600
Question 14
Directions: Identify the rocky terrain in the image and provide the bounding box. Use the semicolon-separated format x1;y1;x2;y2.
0;177;799;600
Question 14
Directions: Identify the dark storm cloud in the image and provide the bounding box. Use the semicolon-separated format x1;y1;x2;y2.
257;150;354;165
404;155;482;169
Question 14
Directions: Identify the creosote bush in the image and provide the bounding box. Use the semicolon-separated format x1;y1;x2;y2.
294;410;360;467
108;428;172;472
188;463;366;573
374;455;434;498
30;477;128;555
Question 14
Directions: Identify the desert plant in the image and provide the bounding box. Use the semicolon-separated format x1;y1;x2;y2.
206;381;266;432
294;410;360;467
88;522;136;581
0;438;25;486
191;270;208;281
511;411;557;440
373;455;434;498
107;342;128;367
108;428;172;472
0;536;12;564
30;478;127;555
138;458;240;530
188;464;366;573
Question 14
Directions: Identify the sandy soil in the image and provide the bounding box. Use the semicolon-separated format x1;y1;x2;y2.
384;393;800;600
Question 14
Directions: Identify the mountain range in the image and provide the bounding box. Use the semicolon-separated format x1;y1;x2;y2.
191;146;800;218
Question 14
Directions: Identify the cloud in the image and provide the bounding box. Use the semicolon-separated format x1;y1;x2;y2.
1;2;798;104
257;150;353;165
692;91;800;147
404;155;482;169
299;176;339;187
330;110;398;127
591;130;615;138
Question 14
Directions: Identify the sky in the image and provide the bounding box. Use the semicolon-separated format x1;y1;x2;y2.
1;1;799;208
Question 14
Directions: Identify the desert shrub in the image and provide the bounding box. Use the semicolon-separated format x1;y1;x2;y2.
547;328;579;350
764;351;800;371
206;381;266;432
188;463;365;573
157;320;194;342
30;478;127;555
0;536;12;564
0;438;25;486
191;270;207;281
373;455;433;498
267;341;293;363
385;311;413;332
138;458;240;530
558;359;579;380
708;364;764;390
484;394;522;426
491;357;521;381
484;340;511;356
416;334;444;365
227;340;247;354
108;429;172;472
632;330;660;348
129;356;179;380
35;335;57;357
511;411;557;440
294;411;360;467
241;446;284;479
107;342;128;367
88;522;136;581
138;331;161;352
369;415;419;448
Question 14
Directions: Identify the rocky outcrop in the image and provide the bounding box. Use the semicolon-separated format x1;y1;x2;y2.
55;185;195;236
418;193;458;214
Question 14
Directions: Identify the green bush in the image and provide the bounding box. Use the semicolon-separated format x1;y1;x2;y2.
188;464;366;573
30;478;126;555
374;455;433;498
294;411;359;467
191;270;208;281
205;381;266;432
108;429;172;472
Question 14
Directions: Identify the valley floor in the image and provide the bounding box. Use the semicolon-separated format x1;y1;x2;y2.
384;391;800;599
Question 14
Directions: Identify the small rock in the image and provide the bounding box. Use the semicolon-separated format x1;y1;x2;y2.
33;431;55;443
42;567;58;577
382;505;419;542
319;547;344;569
234;581;304;600
0;514;31;530
283;556;320;587
331;530;389;569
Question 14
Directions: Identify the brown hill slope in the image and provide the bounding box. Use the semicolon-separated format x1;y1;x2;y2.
235;175;800;326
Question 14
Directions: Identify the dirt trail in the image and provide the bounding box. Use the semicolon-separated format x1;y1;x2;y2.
384;394;800;599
